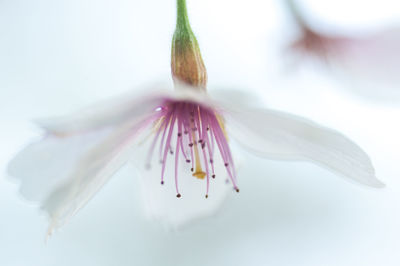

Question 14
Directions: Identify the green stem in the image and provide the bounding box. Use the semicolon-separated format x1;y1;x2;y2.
176;0;193;37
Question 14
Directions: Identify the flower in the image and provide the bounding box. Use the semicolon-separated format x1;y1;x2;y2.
8;0;384;236
284;0;400;102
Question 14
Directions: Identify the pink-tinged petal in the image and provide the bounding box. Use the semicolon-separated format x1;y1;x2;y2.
221;104;384;188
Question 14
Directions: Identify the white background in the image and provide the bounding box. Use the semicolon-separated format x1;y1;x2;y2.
1;0;400;265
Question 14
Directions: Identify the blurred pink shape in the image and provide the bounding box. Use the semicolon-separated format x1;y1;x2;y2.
285;0;400;101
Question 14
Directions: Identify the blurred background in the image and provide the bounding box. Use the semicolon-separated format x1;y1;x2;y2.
1;0;400;265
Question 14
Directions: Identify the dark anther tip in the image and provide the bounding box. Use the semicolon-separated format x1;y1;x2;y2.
191;168;194;172
186;159;191;163
189;143;193;147
212;174;216;179
176;193;181;198
205;194;208;199
210;159;213;163
161;181;164;185
224;163;229;167
178;133;182;137
235;188;240;193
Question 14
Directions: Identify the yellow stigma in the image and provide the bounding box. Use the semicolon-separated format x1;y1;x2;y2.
192;138;206;179
190;119;206;179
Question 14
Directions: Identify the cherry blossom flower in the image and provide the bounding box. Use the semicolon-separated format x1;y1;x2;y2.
285;0;400;101
8;0;384;235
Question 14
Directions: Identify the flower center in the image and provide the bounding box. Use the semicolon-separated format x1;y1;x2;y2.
145;100;238;198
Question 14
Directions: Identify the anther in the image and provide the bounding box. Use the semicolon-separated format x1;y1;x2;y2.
201;143;205;149
191;167;194;172
224;163;229;167
205;194;208;199
170;150;174;155
186;159;191;163
189;143;193;147
212;174;216;179
207;127;210;131
210;159;213;163
176;193;181;198
235;188;240;193
178;132;182;137
161;181;164;185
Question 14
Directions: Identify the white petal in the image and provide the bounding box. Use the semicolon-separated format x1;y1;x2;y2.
43;123;144;232
132;140;237;229
221;104;384;188
7;129;111;203
36;88;167;135
8;121;148;233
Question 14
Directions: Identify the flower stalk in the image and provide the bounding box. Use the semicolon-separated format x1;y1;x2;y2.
171;0;207;89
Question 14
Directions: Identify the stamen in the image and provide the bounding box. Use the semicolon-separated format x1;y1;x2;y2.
174;125;181;196
178;115;190;162
160;110;177;184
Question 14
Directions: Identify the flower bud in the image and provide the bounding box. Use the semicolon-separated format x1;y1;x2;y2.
171;0;207;89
